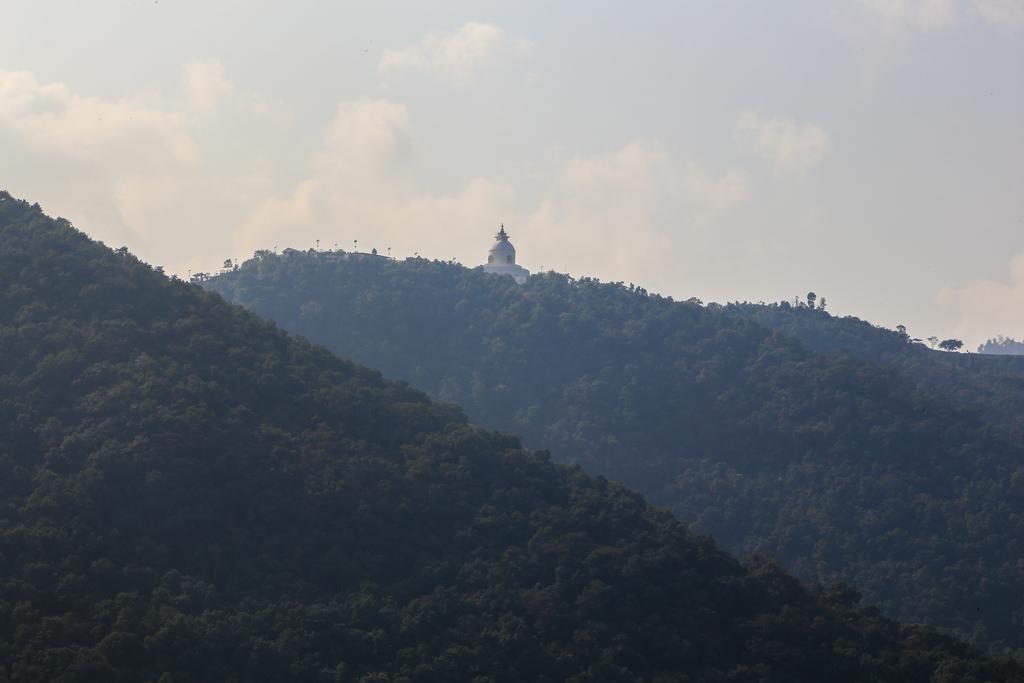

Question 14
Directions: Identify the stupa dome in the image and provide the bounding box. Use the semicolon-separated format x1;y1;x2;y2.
482;224;529;284
488;227;517;265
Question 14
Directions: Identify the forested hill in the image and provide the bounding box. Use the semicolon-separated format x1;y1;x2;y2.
207;249;1024;653
722;302;1024;435
8;199;1022;680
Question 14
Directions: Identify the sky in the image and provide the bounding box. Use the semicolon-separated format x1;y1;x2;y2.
0;1;1021;347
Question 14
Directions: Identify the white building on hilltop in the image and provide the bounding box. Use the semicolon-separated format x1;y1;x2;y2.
483;224;530;284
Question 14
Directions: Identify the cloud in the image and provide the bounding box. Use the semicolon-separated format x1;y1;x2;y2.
313;99;414;188
378;22;531;85
244;109;746;294
939;252;1024;345
183;59;272;117
1;66;746;294
518;142;749;286
241;98;518;259
0;69;197;166
857;0;958;31
973;0;1024;28
0;65;276;270
551;142;747;231
184;60;233;113
736;112;831;173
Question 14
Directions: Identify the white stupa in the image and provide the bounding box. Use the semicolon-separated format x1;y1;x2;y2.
483;224;530;284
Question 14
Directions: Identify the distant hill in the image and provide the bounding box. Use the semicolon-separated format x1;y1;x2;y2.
977;336;1024;356
8;195;1023;679
723;303;1024;433
207;250;1024;652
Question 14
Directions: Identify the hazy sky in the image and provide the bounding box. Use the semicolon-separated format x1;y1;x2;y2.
1;1;1021;346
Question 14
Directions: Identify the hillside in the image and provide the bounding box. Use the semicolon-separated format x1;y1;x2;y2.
7;196;1023;679
722;302;1024;436
206;250;1024;652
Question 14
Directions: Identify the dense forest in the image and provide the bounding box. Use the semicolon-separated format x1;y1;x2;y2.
4;196;1024;681
722;303;1024;431
206;249;1024;653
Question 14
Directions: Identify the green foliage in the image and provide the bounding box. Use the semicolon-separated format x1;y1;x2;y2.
2;193;1022;680
208;249;1024;653
724;302;1024;435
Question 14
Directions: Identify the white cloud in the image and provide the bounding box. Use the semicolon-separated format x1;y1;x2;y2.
551;142;747;232
518;142;748;286
183;59;271;117
378;22;531;85
939;252;1024;346
973;0;1024;28
736;112;831;173
241;98;518;259
858;0;958;30
313;99;414;188
0;66;746;294
0;69;197;166
0;66;276;270
184;60;232;113
244;111;747;293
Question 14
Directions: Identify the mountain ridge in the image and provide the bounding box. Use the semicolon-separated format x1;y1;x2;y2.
4;191;1024;680
206;248;1024;651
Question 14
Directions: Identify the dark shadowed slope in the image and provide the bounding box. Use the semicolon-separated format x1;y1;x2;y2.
206;251;1024;652
2;194;1023;681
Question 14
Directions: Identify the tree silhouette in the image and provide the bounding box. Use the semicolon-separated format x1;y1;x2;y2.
938;338;963;352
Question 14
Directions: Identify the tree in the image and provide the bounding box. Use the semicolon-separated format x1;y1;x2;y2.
977;336;1024;356
896;325;908;340
196;233;1024;652
10;191;1023;680
938;338;963;352
927;336;939;349
807;292;817;310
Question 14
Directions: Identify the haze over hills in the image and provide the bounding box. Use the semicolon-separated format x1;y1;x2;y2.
206;247;1024;652
3;1;1023;680
976;337;1024;357
721;303;1024;436
11;194;1024;680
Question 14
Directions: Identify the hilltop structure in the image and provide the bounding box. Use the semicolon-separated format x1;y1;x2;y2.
483;224;530;284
